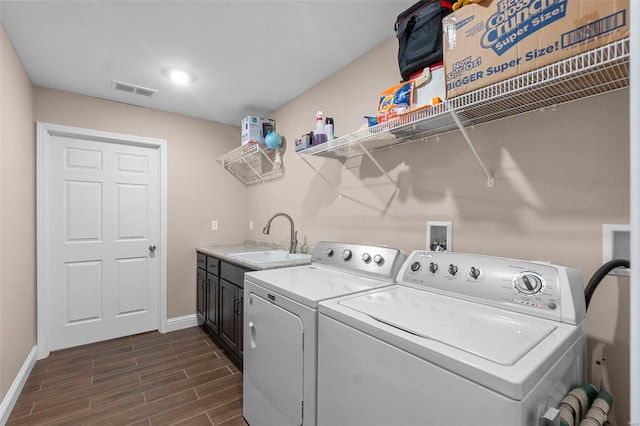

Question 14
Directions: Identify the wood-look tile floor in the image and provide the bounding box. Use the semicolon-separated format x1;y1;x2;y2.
7;327;249;426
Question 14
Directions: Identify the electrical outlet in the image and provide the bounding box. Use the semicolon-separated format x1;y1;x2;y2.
250;220;254;231
211;220;218;231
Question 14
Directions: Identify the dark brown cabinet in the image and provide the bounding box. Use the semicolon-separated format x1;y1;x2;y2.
196;266;206;324
197;253;220;334
196;251;248;370
219;279;241;353
205;272;219;334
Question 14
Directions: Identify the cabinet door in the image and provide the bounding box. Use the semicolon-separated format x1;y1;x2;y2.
205;273;219;334
219;279;239;353
196;267;206;325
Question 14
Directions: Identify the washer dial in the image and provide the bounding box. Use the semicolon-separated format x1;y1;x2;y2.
448;264;458;276
514;272;544;295
342;249;352;261
469;267;481;279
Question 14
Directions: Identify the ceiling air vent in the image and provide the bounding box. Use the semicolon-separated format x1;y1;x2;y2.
112;80;158;97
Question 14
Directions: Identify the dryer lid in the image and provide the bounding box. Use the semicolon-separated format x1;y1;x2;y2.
338;286;557;366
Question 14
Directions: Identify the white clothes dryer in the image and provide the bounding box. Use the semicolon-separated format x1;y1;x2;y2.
317;251;587;426
242;241;407;426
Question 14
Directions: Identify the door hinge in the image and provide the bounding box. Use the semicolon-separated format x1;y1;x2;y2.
301;400;304;419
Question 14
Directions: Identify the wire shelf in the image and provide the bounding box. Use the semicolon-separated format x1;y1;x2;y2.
297;38;630;162
217;144;283;186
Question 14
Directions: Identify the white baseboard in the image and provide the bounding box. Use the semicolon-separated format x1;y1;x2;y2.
0;345;37;424
165;314;198;332
0;318;197;421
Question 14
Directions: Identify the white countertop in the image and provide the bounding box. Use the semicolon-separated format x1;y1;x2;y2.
197;242;312;270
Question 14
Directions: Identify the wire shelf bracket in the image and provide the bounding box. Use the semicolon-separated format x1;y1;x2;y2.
449;110;495;187
355;140;400;195
217;144;283;186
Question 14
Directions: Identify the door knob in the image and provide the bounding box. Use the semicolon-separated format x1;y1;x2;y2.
149;244;157;252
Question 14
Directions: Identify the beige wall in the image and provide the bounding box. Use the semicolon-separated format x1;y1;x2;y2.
0;24;36;400
34;88;247;319
248;37;631;423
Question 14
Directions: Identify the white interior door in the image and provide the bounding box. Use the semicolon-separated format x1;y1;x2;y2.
38;123;166;354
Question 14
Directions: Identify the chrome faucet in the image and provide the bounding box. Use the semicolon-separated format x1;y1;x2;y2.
263;212;298;254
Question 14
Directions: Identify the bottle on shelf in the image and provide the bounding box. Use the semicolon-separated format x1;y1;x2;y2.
325;117;334;144
314;111;327;145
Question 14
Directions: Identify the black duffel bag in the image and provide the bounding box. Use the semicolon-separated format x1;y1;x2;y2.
395;0;453;81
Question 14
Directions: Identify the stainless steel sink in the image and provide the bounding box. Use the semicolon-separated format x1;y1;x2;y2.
229;250;311;264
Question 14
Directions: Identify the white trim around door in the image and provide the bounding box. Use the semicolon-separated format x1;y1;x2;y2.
36;122;168;359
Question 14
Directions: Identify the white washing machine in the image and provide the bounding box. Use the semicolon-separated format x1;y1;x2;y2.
242;241;407;426
317;251;587;426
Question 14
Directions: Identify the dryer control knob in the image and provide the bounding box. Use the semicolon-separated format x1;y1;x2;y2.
514;273;544;295
448;264;458;275
429;262;439;273
326;248;334;257
373;254;384;265
410;261;421;272
362;253;371;263
342;249;352;261
469;267;481;279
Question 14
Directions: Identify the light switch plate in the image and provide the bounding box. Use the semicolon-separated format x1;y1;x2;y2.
211;220;218;231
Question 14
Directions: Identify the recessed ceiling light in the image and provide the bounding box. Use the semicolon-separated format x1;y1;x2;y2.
166;69;195;85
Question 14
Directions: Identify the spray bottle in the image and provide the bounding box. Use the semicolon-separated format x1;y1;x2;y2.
325;117;334;144
314;111;327;145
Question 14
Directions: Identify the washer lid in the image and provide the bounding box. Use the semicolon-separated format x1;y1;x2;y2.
245;265;391;307
339;286;557;366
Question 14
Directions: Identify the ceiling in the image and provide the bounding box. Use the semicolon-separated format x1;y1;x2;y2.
0;1;413;125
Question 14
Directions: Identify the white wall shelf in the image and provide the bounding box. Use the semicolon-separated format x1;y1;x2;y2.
297;38;630;191
217;144;283;186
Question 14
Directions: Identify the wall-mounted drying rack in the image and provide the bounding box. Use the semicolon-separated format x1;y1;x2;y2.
297;38;630;193
217;144;283;186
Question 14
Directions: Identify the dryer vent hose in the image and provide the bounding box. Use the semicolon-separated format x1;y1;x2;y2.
585;259;630;311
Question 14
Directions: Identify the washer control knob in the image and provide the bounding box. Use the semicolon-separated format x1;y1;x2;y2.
469;267;481;279
362;253;371;263
514;273;544;295
410;261;421;272
342;249;352;261
429;262;439;273
448;264;458;276
325;248;334;257
373;254;384;265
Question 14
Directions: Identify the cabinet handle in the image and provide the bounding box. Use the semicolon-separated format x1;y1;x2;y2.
236;298;242;316
233;298;238;315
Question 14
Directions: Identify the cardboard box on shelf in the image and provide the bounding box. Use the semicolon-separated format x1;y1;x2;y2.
241;116;276;147
442;0;629;99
